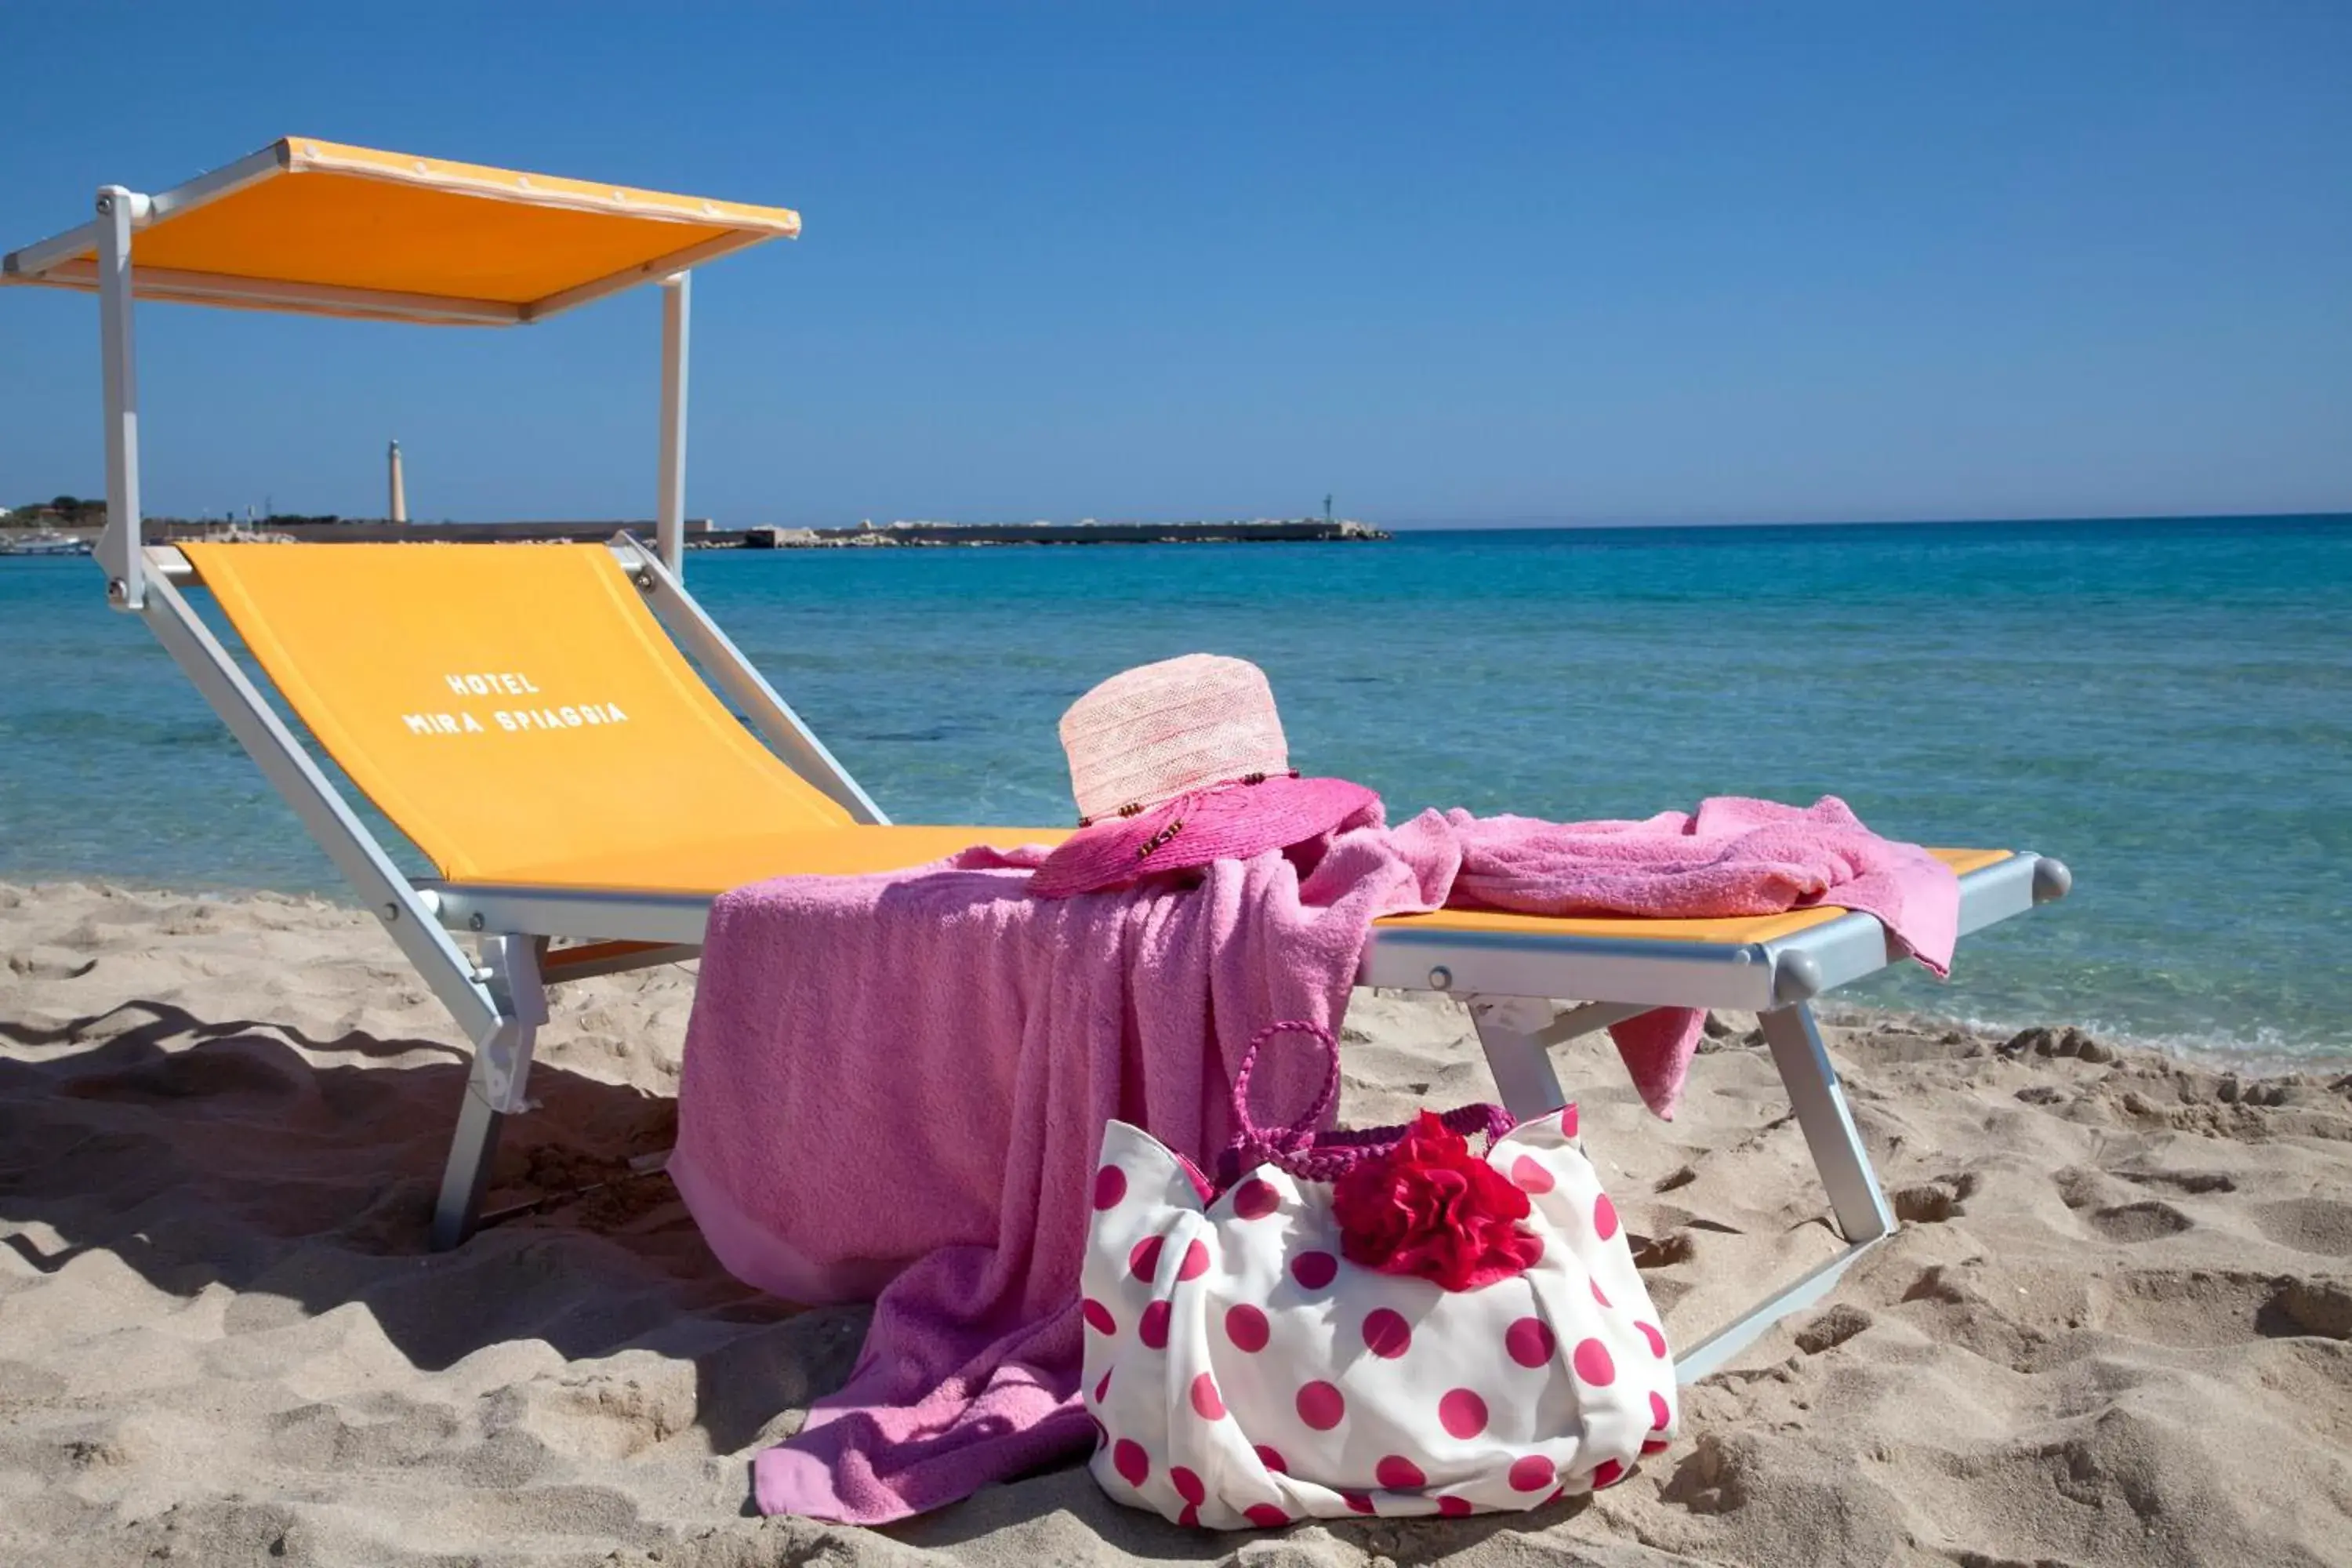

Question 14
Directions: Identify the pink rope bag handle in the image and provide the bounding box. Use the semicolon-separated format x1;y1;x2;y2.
1221;1018;1517;1189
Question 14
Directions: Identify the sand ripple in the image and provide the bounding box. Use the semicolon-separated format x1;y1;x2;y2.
3;884;2349;1565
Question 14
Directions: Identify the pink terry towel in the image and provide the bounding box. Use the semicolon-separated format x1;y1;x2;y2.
669;795;1955;1523
1441;794;1961;1114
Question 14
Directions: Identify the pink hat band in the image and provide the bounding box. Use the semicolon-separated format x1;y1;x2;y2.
1081;765;1295;827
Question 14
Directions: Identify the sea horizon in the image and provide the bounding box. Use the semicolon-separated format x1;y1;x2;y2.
1379;508;2352;532
19;506;2346;535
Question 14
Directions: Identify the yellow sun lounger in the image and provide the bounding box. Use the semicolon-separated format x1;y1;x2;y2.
5;139;2070;1381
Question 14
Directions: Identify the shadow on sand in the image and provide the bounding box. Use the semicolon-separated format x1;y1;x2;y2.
0;1000;1616;1551
0;999;866;1461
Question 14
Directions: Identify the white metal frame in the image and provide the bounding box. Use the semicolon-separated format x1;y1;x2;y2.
96;188;144;608
9;143;287;281
38;156;758;1242
656;274;691;574
71;176;708;606
43;256;525;325
134;522;2074;1363
29;161;2076;1376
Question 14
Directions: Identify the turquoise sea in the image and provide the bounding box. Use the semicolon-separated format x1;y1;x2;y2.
2;517;2347;1062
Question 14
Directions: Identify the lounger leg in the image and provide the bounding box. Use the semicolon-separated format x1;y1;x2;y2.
1668;1003;1896;1381
430;935;547;1250
432;1086;508;1251
1756;1001;1893;1244
1468;996;1570;1120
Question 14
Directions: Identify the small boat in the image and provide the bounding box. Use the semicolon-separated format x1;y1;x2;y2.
0;528;93;557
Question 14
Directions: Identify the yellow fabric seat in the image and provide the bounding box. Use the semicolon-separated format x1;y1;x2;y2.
188;541;857;886
481;824;1073;894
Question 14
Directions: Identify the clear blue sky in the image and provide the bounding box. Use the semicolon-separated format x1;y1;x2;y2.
2;3;2347;527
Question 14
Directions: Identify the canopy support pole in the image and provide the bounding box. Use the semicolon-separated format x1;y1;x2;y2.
657;271;691;578
96;186;147;612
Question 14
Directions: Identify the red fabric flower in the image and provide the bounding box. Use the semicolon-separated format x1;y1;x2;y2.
1330;1112;1543;1291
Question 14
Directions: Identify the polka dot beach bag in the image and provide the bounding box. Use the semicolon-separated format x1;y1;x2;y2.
1082;1020;1677;1529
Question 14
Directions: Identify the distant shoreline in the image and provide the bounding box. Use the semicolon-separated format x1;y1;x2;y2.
13;511;2346;557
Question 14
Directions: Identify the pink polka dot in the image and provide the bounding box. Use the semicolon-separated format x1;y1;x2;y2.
1642;1436;1671;1456
1504;1316;1555;1368
1509;1454;1556;1493
1291;1250;1338;1290
1190;1373;1225;1420
1140;1300;1171;1349
1511;1155;1555;1194
1243;1504;1290;1529
1128;1236;1163;1282
1232;1177;1279;1220
1439;1388;1488;1439
1112;1438;1149;1486
1093;1164;1127;1210
1637;1320;1668;1358
1592;1457;1626;1489
1572;1337;1617;1387
1171;1466;1206;1506
1362;1308;1413;1358
1177;1239;1210;1282
1225;1303;1270;1352
1094;1369;1111;1403
1296;1380;1345;1430
1650;1390;1671;1431
1592;1277;1611;1308
1081;1298;1115;1335
1437;1494;1472;1517
1375;1454;1425;1490
1561;1104;1579;1138
1254;1443;1288;1474
1177;1503;1200;1529
1593;1192;1620;1240
1341;1490;1374;1515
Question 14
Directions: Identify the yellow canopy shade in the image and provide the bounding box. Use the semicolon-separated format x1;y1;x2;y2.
0;137;800;325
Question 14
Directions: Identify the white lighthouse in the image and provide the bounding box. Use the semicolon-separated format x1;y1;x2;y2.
387;439;408;524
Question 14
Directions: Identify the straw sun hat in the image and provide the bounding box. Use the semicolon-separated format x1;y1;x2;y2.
1027;654;1381;898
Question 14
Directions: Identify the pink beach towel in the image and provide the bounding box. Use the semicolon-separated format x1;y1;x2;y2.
1442;794;1961;1112
669;796;1955;1523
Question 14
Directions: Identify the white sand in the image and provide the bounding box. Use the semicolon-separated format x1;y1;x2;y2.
3;880;2350;1566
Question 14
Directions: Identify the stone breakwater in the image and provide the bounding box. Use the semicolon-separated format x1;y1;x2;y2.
741;518;1389;547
